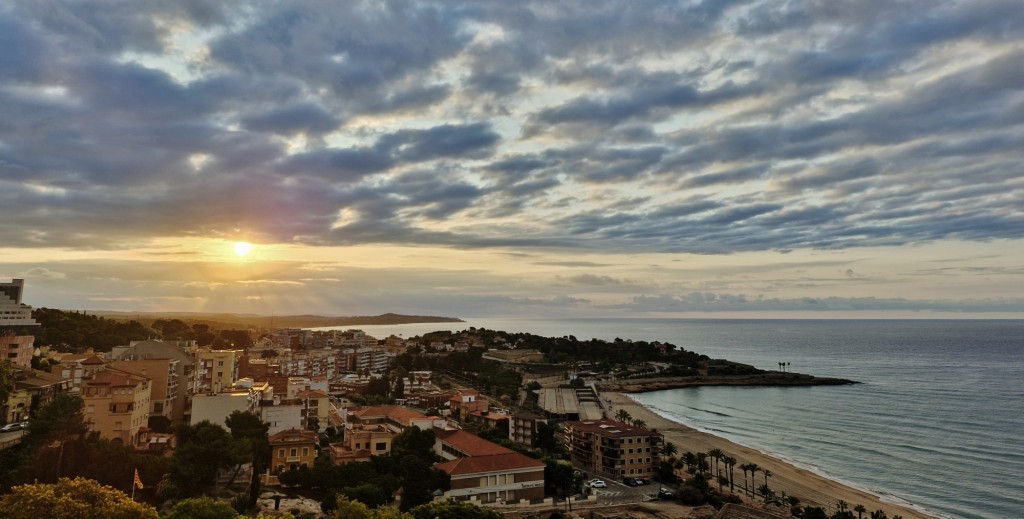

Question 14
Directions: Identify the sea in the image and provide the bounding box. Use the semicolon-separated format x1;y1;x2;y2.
320;318;1024;519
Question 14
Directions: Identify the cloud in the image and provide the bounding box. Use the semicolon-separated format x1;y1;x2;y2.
0;0;1020;317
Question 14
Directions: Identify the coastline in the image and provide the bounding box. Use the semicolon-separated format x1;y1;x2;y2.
604;391;939;519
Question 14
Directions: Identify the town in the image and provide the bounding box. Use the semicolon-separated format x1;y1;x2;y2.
0;279;888;519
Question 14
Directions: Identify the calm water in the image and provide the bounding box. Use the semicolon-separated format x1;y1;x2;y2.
327;318;1024;519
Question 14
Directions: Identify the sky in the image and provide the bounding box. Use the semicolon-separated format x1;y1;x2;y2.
1;0;1022;319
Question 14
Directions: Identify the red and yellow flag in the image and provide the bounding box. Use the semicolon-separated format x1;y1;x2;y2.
133;469;144;490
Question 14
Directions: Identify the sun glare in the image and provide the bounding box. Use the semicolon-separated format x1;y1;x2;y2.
233;241;253;257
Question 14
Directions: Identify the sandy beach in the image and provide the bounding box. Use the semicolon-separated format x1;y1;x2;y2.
604;392;938;519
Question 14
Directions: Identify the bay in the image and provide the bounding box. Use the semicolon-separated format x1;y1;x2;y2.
321;318;1024;519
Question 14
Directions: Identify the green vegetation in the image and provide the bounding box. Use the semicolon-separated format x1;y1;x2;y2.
30;308;152;353
0;477;159;519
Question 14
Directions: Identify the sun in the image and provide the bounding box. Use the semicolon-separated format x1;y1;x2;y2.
233;241;253;257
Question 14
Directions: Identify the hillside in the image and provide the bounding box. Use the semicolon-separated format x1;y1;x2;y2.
88;311;463;330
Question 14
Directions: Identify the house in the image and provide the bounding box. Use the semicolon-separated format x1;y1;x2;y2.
269;428;319;473
448;389;488;419
433;429;545;504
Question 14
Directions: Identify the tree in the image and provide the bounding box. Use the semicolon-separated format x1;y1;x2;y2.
148;415;172;433
631;418;647;429
409;499;503;519
392;376;405;400
340;483;391;509
854;504;867;519
167;497;238;519
0;477;158;519
662;441;678;460
23;393;88;480
723;456;737;492
391;427;437;462
614;409;631;423
0;361;14;409
225;411;270;506
163;421;248;498
707;448;724;488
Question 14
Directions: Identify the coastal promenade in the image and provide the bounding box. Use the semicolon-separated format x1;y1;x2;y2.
604;392;937;519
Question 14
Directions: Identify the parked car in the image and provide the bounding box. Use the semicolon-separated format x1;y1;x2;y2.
589;479;607;488
623;477;640;486
658;488;675;500
0;421;27;432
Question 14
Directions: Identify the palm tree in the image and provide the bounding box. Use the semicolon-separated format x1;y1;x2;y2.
747;463;760;497
739;463;752;496
837;500;848;513
683;451;696;472
631;418;647;429
615;409;631;423
854;504;867;519
707;448;724;489
762;468;772;491
663;441;678;460
724;455;737;492
696;452;708;475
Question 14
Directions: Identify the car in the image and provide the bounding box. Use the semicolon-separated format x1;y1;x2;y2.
640;478;652;485
658;488;675;500
0;422;26;432
623;477;640;486
589;479;607;488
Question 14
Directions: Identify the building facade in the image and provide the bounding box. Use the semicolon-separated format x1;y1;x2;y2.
564;419;663;479
82;369;152;446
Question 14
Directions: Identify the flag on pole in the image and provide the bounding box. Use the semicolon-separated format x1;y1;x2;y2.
133;469;144;490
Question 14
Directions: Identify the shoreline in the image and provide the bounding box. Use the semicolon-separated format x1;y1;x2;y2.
603;391;940;519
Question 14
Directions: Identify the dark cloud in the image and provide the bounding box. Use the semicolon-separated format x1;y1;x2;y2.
240;102;342;136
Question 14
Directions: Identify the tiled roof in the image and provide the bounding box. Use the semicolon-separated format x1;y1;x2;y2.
349;405;427;425
436;430;513;456
435;452;544;476
81;355;106;365
295;389;329;398
269;428;318;443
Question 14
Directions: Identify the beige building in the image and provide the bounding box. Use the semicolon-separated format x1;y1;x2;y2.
194;349;242;393
112;340;194;423
82;368;152;446
269;428;318;473
564;419;663;479
111;357;181;422
3;366;70;424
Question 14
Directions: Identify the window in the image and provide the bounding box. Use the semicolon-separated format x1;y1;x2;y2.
302;447;308;456
375;442;386;451
218;361;224;367
290;448;297;456
278;449;285;457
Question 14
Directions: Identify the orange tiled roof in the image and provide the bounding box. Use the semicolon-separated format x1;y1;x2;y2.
349;405;427;425
436;430;514;456
295;389;329;398
435;452;544;476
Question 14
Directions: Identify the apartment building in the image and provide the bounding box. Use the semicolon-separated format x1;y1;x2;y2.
564;419;664;480
82;368;152;446
194;348;242;393
111;357;181;422
112;340;195;422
